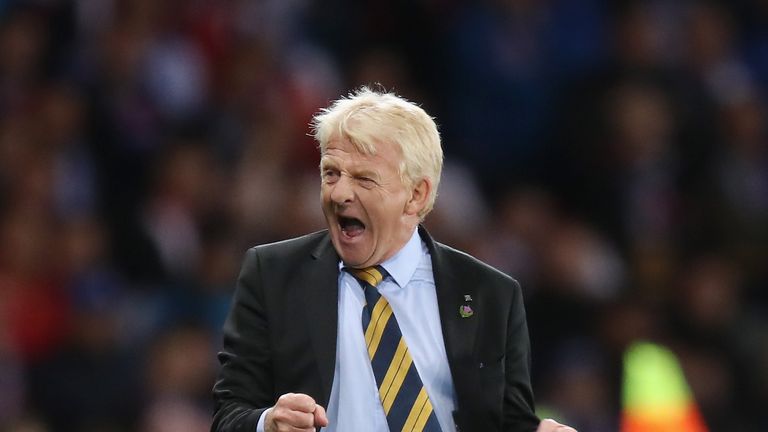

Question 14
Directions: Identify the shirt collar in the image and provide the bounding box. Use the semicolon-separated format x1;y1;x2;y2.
379;228;422;289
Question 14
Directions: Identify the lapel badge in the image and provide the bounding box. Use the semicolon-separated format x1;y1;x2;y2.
464;294;473;302
459;304;474;318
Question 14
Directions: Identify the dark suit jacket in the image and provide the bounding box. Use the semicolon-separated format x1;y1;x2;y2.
212;226;540;432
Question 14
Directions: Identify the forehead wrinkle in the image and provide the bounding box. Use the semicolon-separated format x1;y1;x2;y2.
322;137;402;185
321;152;377;176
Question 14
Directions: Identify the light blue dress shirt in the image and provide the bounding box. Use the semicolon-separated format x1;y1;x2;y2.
257;229;457;431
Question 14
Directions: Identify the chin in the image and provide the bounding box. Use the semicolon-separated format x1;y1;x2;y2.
339;246;376;268
338;250;366;267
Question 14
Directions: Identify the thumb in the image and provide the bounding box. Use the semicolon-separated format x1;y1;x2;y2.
313;404;329;427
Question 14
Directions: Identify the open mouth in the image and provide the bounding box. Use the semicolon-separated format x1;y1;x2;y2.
339;216;365;238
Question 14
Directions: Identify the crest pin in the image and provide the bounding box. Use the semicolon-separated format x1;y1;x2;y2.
459;305;474;318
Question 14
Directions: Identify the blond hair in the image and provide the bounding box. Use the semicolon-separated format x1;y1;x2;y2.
311;86;443;218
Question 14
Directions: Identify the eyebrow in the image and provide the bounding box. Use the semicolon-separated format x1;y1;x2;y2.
319;157;337;169
354;168;379;179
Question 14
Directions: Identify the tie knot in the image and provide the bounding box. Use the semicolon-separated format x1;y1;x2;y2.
347;265;388;287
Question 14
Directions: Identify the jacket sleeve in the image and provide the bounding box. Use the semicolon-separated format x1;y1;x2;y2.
503;280;540;432
212;248;275;432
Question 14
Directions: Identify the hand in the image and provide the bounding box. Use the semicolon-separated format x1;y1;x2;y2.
265;393;328;432
536;418;577;432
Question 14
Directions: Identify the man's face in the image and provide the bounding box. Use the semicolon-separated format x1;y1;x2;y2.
320;135;417;268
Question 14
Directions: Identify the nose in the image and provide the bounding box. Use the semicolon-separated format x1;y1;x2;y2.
329;174;354;205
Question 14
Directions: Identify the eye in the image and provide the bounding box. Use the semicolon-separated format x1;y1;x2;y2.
357;176;377;189
322;169;339;183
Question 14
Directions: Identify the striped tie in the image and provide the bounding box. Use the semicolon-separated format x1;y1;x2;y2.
348;266;442;432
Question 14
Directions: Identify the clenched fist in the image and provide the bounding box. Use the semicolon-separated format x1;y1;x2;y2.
265;393;328;432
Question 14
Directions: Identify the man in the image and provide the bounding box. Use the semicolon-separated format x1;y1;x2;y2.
212;88;575;432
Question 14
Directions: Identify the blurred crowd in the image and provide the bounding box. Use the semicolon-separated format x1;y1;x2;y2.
0;0;766;431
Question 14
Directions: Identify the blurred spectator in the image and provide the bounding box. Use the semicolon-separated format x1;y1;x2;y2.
537;340;615;432
713;92;768;285
0;6;47;114
472;187;558;289
141;325;216;432
669;254;768;430
440;0;607;188
141;140;222;279
0;207;71;363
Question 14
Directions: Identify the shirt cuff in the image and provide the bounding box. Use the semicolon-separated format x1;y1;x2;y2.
256;407;272;432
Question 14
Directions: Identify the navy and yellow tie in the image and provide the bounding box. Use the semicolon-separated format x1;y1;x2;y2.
347;266;442;432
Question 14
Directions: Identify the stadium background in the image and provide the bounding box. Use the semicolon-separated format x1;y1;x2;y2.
0;0;766;431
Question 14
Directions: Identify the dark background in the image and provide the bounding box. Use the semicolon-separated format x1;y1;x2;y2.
0;0;766;431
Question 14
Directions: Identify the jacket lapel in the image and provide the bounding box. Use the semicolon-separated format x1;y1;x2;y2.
302;232;340;406
419;227;479;403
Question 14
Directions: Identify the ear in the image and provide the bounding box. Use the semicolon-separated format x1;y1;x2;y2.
404;177;431;216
